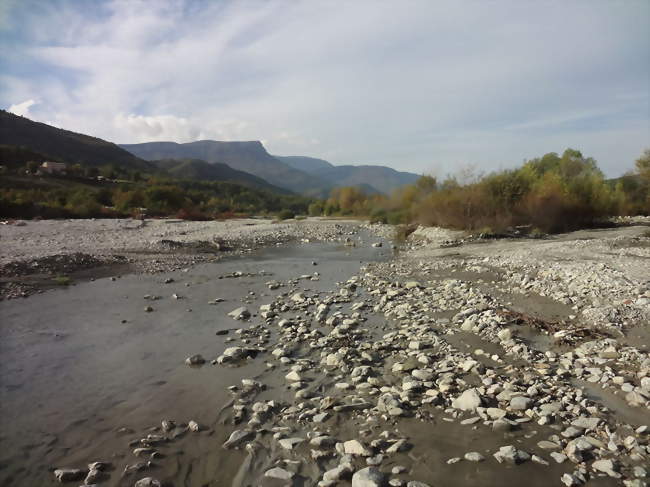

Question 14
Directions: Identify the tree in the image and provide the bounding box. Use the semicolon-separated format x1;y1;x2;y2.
26;160;39;174
636;149;650;183
308;201;323;216
415;175;437;193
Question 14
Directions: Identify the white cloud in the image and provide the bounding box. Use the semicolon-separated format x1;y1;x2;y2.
0;0;647;177
7;99;37;117
114;114;203;142
113;113;253;143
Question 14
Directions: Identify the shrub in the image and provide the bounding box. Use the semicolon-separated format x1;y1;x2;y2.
308;201;323;216
176;207;211;221
277;209;295;220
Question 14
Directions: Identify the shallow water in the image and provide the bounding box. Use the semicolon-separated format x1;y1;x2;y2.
0;237;391;486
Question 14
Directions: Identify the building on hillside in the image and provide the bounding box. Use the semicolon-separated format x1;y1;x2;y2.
40;161;67;174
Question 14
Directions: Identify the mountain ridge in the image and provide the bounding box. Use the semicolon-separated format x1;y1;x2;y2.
277;156;420;195
151;158;289;193
0;110;152;170
120;140;330;196
121;140;421;196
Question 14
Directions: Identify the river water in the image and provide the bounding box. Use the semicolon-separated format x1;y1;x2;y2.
0;237;391;486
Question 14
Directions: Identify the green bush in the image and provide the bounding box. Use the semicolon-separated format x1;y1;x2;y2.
277;209;295;220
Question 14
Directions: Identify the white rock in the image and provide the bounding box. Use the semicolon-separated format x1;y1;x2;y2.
352;467;385;487
228;307;250;320
464;452;485;462
265;467;294;480
344;439;371;456
452;388;483;411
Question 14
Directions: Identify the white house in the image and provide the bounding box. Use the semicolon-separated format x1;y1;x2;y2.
40;161;67;174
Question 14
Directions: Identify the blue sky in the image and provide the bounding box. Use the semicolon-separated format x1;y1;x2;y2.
1;0;648;177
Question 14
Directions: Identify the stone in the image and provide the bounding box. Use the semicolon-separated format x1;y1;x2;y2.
532;455;549;466
539;402;562;415
538;440;561;450
412;369;434;381
485;407;507;420
84;468;104;484
571;417;602;430
133;448;155;457
497;328;512;341
265;467;294;480
550;452;568;463
217;347;250;363
565;438;593;463
188;420;200;432
386;439;409;453
323;463;353;482
87;462;111;471
185;354;205;365
53;469;86;482
464;452;485;462
509;396;532;411
228;307;250;320
493;445;530;464
311;435;336;448
452;388;483;411
626;391;648;406
592;459;620;478
352;467;385;487
344;439;372;456
404;281;421;289
313;412;329;423
461;417;481;425
279;437;304;450
222;430;255;449
134;478;161;487
285;370;302;382
561;426;584;439
561;473;582;487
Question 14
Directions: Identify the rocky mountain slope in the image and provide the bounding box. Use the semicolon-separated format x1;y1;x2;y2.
0;111;151;170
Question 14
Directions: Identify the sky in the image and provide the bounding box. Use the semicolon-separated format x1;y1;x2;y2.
1;0;648;177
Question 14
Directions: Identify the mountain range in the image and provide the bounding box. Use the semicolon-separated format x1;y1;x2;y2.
122;141;421;195
120;140;329;195
1;110;421;196
150;158;288;194
276;155;420;195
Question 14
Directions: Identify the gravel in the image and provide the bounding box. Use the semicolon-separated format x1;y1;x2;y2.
5;218;650;486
